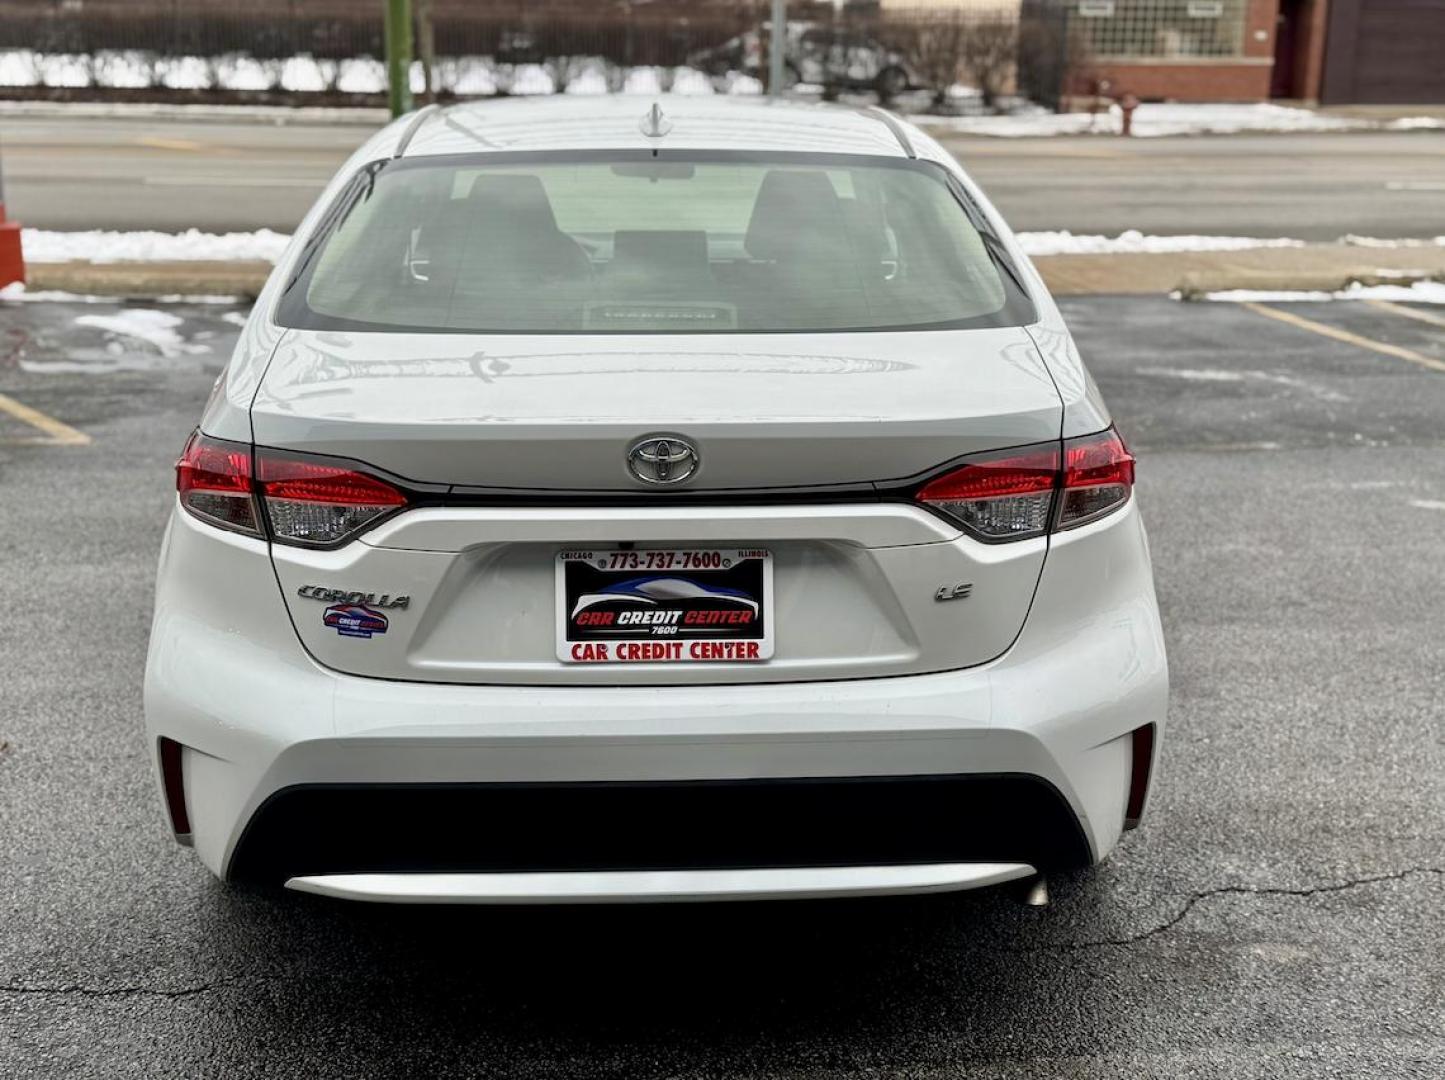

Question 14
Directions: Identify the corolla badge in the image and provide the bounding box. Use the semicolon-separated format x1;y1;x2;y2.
627;436;700;485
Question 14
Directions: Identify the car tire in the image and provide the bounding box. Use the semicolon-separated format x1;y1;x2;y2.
875;66;907;101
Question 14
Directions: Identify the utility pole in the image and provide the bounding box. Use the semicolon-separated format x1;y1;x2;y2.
769;0;785;99
384;0;414;118
415;0;436;105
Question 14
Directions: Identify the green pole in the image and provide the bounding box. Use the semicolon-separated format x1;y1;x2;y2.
769;0;785;99
385;0;414;118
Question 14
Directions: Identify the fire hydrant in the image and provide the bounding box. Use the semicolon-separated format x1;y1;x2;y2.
1118;92;1140;137
0;135;24;289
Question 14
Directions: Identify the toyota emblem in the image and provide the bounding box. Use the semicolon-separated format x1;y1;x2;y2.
627;436;700;485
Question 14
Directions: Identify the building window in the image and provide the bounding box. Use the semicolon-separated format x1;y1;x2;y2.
1070;0;1247;58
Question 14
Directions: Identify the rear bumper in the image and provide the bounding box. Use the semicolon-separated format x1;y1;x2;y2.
229;774;1090;883
143;498;1168;900
285;863;1038;905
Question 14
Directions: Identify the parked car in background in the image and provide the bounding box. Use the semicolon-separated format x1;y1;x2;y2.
691;20;914;98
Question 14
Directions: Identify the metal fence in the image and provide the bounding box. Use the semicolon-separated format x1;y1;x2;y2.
3;1;778;63
0;0;1072;110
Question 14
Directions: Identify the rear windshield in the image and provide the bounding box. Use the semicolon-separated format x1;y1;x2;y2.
275;151;1033;335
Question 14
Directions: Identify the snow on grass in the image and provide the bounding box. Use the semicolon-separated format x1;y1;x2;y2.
1387;117;1445;131
1186;280;1445;304
1015;230;1308;256
1340;234;1445;248
22;228;291;264
14;227;1445;268
912;102;1444;138
0;99;387;123
3;47;1440;136
0;282;243;303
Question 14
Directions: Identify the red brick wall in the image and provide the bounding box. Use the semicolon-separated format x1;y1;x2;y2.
1066;0;1281;103
1069;61;1273;102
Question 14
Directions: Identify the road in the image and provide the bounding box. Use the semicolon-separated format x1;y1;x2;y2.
4;113;1445;239
1;292;1442;1077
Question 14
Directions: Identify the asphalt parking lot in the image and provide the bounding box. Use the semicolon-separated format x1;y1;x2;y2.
1;293;1442;1077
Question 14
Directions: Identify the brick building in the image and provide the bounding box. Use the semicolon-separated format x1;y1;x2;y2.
1026;0;1445;103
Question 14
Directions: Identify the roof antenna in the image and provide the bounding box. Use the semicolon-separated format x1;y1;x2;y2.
640;102;672;139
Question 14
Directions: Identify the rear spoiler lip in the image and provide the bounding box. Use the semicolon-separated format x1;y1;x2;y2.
247;435;1084;509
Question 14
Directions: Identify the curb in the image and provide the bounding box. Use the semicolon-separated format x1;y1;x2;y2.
26;261;273;299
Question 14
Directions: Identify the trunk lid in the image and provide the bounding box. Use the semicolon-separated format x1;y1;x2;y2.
256;326;1063;685
251;328;1060;490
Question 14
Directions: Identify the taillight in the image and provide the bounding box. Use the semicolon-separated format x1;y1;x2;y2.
915;427;1134;542
175;431;407;546
916;444;1060;542
176;431;261;537
1057;427;1135;531
256;452;407;547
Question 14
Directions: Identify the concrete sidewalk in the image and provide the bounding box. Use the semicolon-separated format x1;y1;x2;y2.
22;244;1445;301
1037;245;1445;296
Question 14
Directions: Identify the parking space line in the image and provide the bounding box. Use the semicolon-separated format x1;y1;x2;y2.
135;136;209;152
142;175;322;187
0;393;92;446
1363;298;1445;331
1241;302;1445;374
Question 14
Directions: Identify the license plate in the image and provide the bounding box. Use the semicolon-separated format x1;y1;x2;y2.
556;548;773;664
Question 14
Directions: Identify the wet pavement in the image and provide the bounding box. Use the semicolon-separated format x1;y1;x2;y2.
1;294;1442;1078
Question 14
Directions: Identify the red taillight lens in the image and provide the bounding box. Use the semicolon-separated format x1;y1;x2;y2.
916;444;1060;542
1058;427;1134;530
915;427;1134;541
175;431;261;537
256;452;407;547
175;432;407;546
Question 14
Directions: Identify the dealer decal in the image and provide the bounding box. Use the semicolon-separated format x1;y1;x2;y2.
323;603;389;639
556;548;773;664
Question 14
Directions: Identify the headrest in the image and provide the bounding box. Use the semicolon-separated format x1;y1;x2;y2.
466;173;561;234
744;170;846;261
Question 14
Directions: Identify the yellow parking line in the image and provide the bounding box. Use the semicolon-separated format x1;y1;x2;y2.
136;136;209;152
1363;298;1445;331
1242;302;1445;374
0;393;91;446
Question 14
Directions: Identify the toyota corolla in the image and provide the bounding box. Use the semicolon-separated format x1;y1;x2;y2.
144;96;1167;904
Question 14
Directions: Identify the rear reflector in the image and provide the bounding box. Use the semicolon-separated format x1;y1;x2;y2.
158;736;191;837
256;452;408;547
915;427;1134;542
175;431;261;537
1123;722;1156;830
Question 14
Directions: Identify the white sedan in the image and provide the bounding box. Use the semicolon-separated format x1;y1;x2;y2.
144;95;1167;904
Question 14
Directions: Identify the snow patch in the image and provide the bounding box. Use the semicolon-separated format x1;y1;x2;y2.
1386;117;1445;131
1137;367;1245;382
1340;234;1445;248
73;309;213;359
911;102;1439;138
16;226;1445;273
1189;280;1445;304
22;228;291;264
1016;230;1307;256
